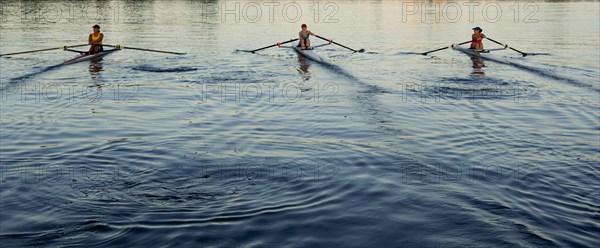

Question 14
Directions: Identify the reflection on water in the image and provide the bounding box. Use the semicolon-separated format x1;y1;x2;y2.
297;56;312;81
470;57;486;75
0;1;599;247
89;60;104;73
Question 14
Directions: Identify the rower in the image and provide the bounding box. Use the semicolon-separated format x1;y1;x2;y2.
470;27;486;51
88;24;104;54
299;24;315;50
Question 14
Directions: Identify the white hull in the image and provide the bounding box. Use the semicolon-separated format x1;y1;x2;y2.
451;45;508;64
293;42;323;62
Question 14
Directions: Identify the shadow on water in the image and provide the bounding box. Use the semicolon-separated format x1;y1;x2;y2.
503;60;600;93
131;65;198;73
448;50;599;92
318;60;390;94
314;60;401;134
418;76;541;102
413;49;597;92
0;63;64;92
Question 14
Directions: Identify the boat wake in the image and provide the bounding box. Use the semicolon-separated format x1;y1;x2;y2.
313;61;402;136
523;52;551;56
503;60;600;92
131;65;198;73
0;63;64;92
454;47;598;92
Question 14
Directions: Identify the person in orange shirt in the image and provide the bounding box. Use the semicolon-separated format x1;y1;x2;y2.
88;25;104;54
470;27;486;50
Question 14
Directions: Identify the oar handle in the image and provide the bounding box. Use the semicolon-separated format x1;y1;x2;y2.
315;35;357;52
486;37;528;56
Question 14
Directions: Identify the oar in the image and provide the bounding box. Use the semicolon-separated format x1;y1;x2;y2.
236;39;299;53
314;35;364;53
421;41;471;56
103;45;186;55
0;44;89;57
486;38;528;57
64;49;87;54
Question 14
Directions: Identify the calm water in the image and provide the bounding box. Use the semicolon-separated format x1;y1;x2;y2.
1;0;599;247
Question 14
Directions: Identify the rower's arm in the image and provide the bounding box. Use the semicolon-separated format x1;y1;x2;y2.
88;34;92;44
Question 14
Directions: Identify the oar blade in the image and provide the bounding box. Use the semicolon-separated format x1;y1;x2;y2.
103;44;186;55
126;47;186;55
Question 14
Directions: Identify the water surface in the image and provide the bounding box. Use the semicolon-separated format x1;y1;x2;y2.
1;1;599;247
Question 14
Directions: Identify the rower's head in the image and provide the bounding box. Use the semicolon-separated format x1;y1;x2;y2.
301;24;307;30
93;24;100;33
472;27;482;34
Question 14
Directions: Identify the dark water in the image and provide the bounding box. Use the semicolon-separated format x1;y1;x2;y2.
1;1;599;247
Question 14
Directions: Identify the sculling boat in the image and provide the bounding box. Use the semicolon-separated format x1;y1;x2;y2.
292;41;328;62
63;49;120;65
0;44;185;67
238;35;362;63
451;44;509;64
421;37;532;64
